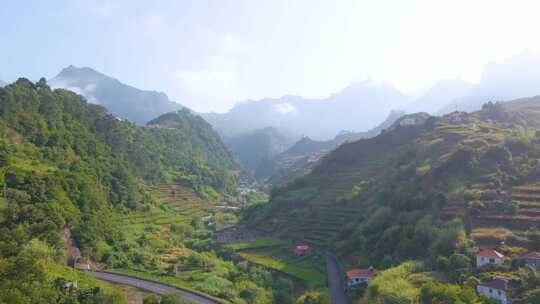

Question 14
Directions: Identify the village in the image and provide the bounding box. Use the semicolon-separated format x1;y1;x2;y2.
291;243;540;304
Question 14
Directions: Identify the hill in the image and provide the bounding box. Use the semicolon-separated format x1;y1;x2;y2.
0;78;303;303
253;97;540;265
0;80;6;87
50;65;182;124
0;79;234;268
258;110;404;184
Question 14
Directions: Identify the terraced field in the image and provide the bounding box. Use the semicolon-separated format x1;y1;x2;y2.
475;182;540;229
119;182;217;260
146;182;215;217
451;182;540;247
277;171;366;246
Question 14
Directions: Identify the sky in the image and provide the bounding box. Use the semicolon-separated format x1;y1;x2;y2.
2;0;540;113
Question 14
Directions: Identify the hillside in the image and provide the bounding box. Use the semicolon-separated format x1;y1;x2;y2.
0;78;312;303
258;110;404;184
223;127;297;176
253;98;540;264
50;65;182;124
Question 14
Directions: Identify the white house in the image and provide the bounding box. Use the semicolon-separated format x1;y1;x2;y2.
477;277;508;304
476;249;505;268
346;267;377;287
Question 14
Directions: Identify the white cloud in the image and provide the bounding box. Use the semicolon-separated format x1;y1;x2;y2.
50;80;100;104
273;103;297;114
171;35;250;112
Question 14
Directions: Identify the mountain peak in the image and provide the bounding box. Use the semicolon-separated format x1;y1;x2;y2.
50;66;182;124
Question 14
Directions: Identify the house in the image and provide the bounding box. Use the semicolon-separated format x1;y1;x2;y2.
476;249;505;267
346;267;377;287
476;277;509;304
521;251;540;270
293;244;311;256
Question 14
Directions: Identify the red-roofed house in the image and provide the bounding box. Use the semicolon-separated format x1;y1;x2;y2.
346;267;377;287
293;244;311;256
476;249;505;267
521;251;540;270
476;277;508;304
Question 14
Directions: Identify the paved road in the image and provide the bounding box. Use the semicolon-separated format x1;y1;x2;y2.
86;271;218;304
325;255;351;304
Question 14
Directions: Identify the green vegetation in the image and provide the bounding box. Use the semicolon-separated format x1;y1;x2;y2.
225;237;326;287
250;99;540;302
226;238;288;251
238;249;326;286
0;78;239;302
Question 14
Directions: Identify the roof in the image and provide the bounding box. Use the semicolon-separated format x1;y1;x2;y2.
477;249;505;259
478;278;508;291
295;245;310;251
346;268;377;279
521;251;540;260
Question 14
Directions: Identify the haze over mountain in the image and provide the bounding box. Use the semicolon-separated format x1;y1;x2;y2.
202;80;410;140
0;80;6;87
50;65;182;124
437;52;540;114
403;78;474;114
223;127;297;174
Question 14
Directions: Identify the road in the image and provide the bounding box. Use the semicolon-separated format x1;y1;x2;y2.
325;254;351;304
85;271;218;304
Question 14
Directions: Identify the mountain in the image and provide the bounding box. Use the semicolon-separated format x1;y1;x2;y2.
0;80;6;87
404;78;474;114
0;78;296;303
252;97;540;269
223;127;297;174
202;80;410;140
50;65;182;124
439;51;540;114
258;110;405;184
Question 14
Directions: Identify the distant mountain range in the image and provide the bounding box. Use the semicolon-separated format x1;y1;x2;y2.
437;52;540;113
202;80;410;140
0;80;6;87
50;65;182;124
204;52;540;143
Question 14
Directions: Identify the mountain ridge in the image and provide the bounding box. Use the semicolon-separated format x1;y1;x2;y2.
50;65;182;124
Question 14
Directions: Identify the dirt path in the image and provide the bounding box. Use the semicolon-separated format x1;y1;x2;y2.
85;271;219;304
325;254;351;304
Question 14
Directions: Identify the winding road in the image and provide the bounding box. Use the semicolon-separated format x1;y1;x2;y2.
325;254;351;304
85;271;218;304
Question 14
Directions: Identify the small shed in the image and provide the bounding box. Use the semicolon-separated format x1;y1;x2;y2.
293;244;311;256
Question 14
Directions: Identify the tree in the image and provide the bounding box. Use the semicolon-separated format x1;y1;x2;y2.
160;293;183;304
143;295;159;304
295;290;330;304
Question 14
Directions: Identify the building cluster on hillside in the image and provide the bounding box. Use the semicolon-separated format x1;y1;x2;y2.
474;249;540;303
